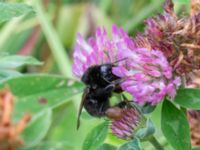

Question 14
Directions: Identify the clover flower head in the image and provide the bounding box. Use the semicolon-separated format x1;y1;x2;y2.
112;42;181;105
72;24;131;79
110;107;142;140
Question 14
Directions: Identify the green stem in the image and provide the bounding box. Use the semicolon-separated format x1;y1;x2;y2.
123;0;163;33
33;0;72;78
0;17;23;51
149;136;164;150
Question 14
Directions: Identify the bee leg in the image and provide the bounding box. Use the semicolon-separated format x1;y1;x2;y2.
99;103;105;116
102;76;124;86
97;100;109;116
114;94;132;108
102;77;112;84
104;84;115;92
111;78;125;86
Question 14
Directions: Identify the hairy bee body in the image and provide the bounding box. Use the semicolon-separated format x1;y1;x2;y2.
77;63;122;129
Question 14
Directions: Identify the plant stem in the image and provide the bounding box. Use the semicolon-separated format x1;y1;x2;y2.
0;17;23;51
149;136;164;150
123;1;163;33
33;0;72;78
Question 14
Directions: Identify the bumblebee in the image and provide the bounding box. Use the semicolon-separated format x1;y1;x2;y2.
77;59;127;129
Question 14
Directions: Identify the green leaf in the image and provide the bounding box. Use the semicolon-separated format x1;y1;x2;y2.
135;119;155;140
46;101;102;150
0;55;42;69
22;141;74;150
80;111;94;120
21;109;52;148
0;2;34;23
82;121;108;150
161;100;191;150
0;74;82;119
118;139;142;150
193;148;200;150
140;104;156;114
0;70;21;81
174;88;200;109
97;144;117;150
0;55;42;81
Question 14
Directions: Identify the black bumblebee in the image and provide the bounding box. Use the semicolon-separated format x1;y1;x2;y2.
77;60;126;129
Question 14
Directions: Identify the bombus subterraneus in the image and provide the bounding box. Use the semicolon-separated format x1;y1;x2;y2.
77;63;123;129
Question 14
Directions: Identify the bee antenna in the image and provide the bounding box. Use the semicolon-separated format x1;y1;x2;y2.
112;57;128;65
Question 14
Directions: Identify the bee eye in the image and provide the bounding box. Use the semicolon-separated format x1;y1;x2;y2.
100;65;108;73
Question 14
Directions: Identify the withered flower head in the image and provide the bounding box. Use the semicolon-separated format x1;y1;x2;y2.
133;0;200;87
190;0;200;16
187;110;200;146
0;89;31;150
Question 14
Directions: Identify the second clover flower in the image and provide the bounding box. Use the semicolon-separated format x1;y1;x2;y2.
112;44;181;105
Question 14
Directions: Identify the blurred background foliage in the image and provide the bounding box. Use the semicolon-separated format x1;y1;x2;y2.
0;0;190;149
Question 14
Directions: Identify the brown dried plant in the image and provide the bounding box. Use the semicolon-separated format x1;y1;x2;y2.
0;89;31;150
188;110;200;146
133;0;200;87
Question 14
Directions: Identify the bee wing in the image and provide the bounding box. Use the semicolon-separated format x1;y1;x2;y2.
77;87;89;130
